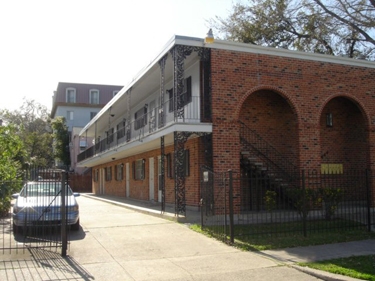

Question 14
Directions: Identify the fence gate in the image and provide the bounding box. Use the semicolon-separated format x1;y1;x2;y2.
0;168;73;256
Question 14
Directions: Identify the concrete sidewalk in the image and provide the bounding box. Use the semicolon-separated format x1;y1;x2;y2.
1;194;373;281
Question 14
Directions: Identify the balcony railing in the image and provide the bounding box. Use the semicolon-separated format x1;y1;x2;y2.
78;95;209;163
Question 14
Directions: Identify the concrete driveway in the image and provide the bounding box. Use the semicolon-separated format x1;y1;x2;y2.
1;195;322;280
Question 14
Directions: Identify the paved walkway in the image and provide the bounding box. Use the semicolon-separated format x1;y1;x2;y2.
0;193;374;281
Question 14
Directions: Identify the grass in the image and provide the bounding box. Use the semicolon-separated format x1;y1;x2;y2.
190;221;375;280
190;220;375;251
299;255;375;281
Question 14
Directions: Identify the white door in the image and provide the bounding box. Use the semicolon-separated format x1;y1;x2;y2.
149;157;154;201
157;156;162;202
126;163;130;197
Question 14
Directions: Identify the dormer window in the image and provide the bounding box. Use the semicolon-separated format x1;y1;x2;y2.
66;88;76;103
90;89;100;104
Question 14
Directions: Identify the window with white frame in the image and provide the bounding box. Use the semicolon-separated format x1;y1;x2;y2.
89;89;100;104
66;88;76;103
67;111;74;121
133;159;145;180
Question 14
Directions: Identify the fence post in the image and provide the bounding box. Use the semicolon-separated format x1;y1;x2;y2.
228;170;234;243
366;169;372;232
301;170;307;237
61;172;67;257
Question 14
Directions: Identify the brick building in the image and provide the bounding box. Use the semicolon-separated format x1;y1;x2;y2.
77;35;375;216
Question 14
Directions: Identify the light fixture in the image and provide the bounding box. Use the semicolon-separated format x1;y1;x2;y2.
112;157;116;161
326;113;333;127
204;28;214;44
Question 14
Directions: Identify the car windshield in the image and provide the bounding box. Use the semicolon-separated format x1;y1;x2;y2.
19;182;73;197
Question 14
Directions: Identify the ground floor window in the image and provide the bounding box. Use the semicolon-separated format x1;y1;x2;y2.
133;159;145;180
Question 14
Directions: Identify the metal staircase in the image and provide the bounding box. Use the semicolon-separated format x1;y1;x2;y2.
239;121;298;211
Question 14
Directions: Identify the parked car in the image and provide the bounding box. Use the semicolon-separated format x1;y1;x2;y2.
12;181;80;231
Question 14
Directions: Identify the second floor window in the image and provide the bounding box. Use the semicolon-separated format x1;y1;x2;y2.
134;106;148;130
90;112;97;120
90;89;99;104
66;88;76;103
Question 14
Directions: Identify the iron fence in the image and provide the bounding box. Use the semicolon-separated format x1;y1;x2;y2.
0;167;76;256
200;168;375;242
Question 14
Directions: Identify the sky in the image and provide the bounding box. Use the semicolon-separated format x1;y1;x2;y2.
0;0;236;112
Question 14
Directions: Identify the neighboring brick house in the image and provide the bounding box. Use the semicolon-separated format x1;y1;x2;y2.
51;82;123;174
76;35;375;215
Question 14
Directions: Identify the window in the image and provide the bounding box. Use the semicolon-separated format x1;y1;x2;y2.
79;140;87;150
134;106;148;130
167;150;190;178
113;90;119;97
106;128;114;144
167;76;192;112
116;164;124;181
89;89;100;104
66;88;76;103
117;119;126;139
133;159;145;180
90;112;97;120
67;111;74;121
105;166;112;181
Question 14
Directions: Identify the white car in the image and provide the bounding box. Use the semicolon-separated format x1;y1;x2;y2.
12;181;80;232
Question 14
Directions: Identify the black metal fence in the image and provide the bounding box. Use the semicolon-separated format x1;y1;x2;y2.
200;168;375;242
0;168;76;256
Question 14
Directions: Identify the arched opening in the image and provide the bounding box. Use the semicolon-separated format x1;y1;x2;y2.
238;89;299;211
320;97;368;171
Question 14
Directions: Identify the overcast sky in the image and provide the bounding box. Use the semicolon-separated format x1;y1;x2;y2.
0;0;236;112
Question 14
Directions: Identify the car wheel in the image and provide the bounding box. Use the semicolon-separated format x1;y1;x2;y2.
71;219;80;231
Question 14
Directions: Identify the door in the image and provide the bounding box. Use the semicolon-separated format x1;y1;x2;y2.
126;163;130;197
149;157;154;201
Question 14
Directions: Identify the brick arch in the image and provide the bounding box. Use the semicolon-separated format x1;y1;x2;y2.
317;93;371;127
319;93;371;170
234;85;300;121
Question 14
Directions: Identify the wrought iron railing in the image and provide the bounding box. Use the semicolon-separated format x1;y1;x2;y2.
239;121;298;182
78;95;207;163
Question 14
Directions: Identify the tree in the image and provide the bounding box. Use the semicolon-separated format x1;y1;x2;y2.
209;0;375;60
51;116;71;168
0;124;25;216
0;99;53;167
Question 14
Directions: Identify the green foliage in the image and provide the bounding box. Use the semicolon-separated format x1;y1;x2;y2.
299;255;375;281
209;0;375;60
0;99;53;167
264;190;277;211
51;116;70;167
0;124;25;216
318;187;343;220
286;187;319;219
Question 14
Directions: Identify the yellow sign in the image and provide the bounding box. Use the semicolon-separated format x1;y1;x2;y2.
321;164;343;174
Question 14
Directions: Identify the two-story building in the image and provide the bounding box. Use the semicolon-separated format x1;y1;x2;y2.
77;35;375;216
51;82;123;174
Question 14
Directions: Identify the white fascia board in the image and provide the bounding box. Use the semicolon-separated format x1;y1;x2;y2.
210;39;375;69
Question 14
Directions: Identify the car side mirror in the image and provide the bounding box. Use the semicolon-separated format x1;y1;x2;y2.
12;193;19;199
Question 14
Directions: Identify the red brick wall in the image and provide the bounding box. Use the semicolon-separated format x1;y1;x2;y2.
210;49;375;173
92;137;203;207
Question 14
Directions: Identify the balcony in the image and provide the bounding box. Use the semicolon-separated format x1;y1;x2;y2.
77;95;211;163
